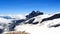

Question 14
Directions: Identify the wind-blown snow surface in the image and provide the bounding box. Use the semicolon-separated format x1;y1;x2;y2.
15;14;60;34
15;24;60;34
1;13;60;34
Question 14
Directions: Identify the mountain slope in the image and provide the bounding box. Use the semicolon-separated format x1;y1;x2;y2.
0;15;26;34
0;11;60;34
15;12;60;34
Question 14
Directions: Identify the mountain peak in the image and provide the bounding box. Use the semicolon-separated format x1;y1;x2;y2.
26;10;43;19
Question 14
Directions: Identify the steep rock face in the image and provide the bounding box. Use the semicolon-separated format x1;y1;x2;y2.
26;11;43;19
12;19;25;25
8;19;26;31
40;13;60;23
0;29;4;34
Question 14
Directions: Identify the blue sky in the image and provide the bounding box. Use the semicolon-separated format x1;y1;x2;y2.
0;0;60;14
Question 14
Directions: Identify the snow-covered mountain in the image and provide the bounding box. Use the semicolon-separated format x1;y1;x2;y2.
15;11;60;34
0;14;26;34
0;11;60;34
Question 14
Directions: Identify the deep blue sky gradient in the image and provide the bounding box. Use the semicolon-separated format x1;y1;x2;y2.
0;0;60;14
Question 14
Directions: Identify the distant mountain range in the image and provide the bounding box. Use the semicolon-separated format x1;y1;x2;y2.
0;11;60;34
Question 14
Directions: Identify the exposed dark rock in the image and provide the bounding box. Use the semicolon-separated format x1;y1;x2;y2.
8;23;15;31
12;19;25;25
26;11;43;19
40;13;60;23
49;24;60;27
0;29;4;34
26;18;35;24
8;19;25;31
